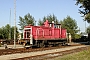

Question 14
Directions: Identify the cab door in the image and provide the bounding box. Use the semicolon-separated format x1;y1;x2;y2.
24;28;31;39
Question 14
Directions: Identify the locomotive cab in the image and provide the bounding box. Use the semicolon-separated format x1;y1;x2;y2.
48;21;61;29
23;26;33;46
18;25;33;46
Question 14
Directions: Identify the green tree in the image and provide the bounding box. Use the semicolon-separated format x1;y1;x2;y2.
0;28;3;39
0;24;19;40
38;19;43;26
86;25;90;33
4;24;10;39
75;0;90;23
38;14;59;26
18;13;35;31
2;26;8;39
10;26;19;40
60;16;78;39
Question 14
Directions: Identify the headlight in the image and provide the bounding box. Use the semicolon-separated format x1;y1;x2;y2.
1;42;2;43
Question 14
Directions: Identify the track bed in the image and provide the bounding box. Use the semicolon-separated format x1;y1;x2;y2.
0;43;89;60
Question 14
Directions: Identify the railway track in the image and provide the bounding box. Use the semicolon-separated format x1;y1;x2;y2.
0;43;89;60
0;44;81;56
13;46;90;60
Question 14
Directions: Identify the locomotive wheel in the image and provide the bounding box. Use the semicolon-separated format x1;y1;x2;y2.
37;42;40;48
49;44;53;47
39;43;42;48
23;43;26;47
62;42;66;46
53;43;56;47
40;43;45;48
58;43;62;46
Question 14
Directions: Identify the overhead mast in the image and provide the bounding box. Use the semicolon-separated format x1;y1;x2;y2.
9;8;11;40
14;0;16;48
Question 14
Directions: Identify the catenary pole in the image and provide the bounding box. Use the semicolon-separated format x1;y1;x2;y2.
14;0;16;48
9;8;11;40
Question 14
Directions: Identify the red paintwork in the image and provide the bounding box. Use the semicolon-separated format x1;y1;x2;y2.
23;20;67;40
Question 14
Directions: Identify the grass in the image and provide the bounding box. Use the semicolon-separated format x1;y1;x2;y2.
54;49;90;60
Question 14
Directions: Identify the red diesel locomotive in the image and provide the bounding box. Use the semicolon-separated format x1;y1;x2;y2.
22;20;67;47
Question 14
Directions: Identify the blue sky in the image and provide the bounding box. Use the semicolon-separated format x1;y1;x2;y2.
0;0;89;32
